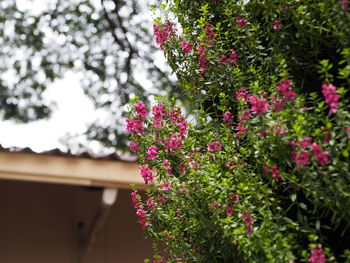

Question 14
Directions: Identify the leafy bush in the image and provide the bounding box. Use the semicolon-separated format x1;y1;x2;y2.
127;0;350;262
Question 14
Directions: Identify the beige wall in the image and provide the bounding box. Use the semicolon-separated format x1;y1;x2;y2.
0;179;152;263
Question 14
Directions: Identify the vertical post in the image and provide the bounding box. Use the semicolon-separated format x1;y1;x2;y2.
83;188;118;261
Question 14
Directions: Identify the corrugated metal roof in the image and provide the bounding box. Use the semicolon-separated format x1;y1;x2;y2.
0;145;137;162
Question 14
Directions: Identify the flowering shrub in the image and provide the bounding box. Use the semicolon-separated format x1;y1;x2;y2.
127;0;350;262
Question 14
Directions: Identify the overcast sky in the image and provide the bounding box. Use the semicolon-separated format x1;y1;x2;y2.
0;72;97;152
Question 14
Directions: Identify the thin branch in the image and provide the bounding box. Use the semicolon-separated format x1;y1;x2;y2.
100;0;126;51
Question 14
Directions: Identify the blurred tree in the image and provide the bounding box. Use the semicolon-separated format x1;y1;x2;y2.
0;0;180;151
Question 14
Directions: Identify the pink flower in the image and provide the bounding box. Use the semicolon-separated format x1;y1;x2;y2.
227;206;234;217
198;56;209;74
126;118;144;135
311;143;330;166
292;151;310;166
223;111;235;126
227;161;235;168
307;248;326;263
242;211;253;234
129;142;139;153
273;19;280;29
248;95;270;115
140;165;154;184
236;88;249;100
277;79;296;101
178;121;188;136
264;165;281;182
181;40;194;53
134;101;148;118
162;182;172;191
299;137;312;148
146;198;155;209
236;124;248;137
218;55;228;64
170;109;183;123
205;24;217;40
228;49;239;66
131;191;141;209
146;145;158;160
236;17;248;28
207;140;222;152
342;0;348;10
153;22;177;50
272;98;286;111
152;104;167;128
271;165;281;182
166;133;183;153
136;208;148;229
322;83;339;115
197;45;206;56
163;160;172;175
158;196;167;204
231;193;240;203
239;110;252;120
324;133;331;144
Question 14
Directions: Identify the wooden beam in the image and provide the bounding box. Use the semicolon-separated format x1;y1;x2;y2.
0;151;145;189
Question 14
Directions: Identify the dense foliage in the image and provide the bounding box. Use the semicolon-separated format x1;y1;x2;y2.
127;0;350;262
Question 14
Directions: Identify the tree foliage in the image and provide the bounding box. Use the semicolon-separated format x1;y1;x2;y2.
0;0;181;150
127;0;350;262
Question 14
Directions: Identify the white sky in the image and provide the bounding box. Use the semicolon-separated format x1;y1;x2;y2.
0;72;97;152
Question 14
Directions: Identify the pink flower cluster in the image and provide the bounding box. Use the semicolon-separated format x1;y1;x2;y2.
322;83;339;115
198;45;206;56
239;109;252;120
166;133;183;153
129;142;139;152
181;40;194;53
207;140;222;152
198;56;209;74
311;143;330;166
153;22;177;50
131;192;148;229
171;109;188;135
290;137;330;166
205;24;217;40
126;118;144;135
223;111;235;126
263;165;281;182
236;17;248;28
248;95;270;115
140;165;154;184
152;104;167;127
278;79;296;101
126;101;148;135
162;182;172;191
146;145;158;160
271;79;296;111
236;88;249;100
163;160;172;175
292;151;311;165
273;19;280;29
307;248;326;263
218;49;239;66
343;0;348;10
242;211;253;234
135;101;148;118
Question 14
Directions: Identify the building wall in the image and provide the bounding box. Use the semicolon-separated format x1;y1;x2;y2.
0;180;152;263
